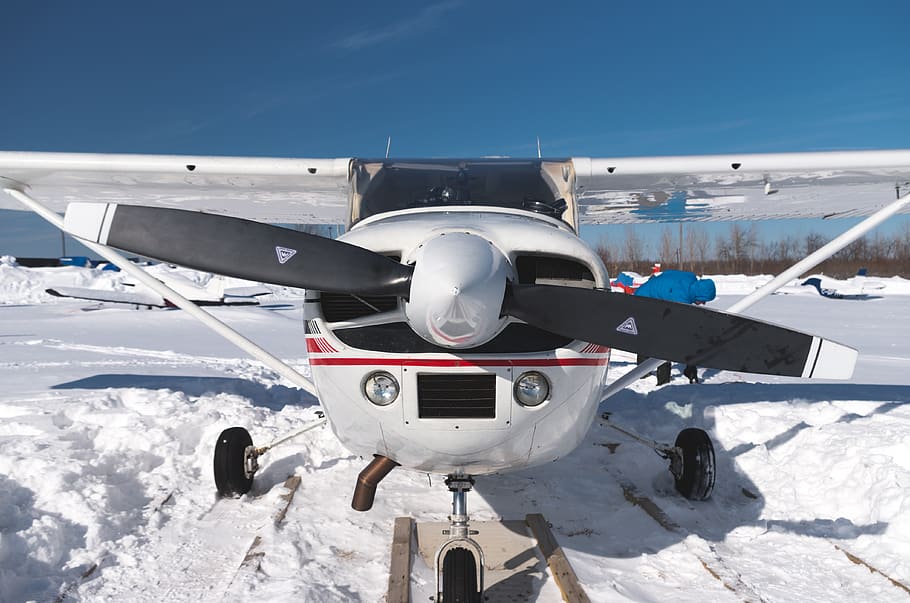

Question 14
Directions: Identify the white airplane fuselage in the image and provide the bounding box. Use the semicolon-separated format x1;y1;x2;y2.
305;207;611;475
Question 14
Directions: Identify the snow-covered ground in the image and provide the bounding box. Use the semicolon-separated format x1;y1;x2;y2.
1;260;909;602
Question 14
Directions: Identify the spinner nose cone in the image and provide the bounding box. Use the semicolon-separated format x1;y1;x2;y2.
405;232;509;348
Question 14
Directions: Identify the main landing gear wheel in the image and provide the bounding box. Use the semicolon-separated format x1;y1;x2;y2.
442;547;482;603
672;428;715;501
213;426;257;497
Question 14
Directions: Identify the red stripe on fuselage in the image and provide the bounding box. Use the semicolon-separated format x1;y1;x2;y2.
306;338;337;353
309;357;609;367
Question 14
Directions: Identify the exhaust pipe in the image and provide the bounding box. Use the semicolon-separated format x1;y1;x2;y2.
351;455;399;511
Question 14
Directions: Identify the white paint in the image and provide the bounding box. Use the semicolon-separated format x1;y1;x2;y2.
574;149;910;176
810;340;860;380
62;202;114;243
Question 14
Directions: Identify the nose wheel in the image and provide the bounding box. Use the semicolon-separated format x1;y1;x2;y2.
435;476;484;602
441;547;482;603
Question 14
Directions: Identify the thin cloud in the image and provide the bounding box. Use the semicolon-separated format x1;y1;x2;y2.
332;1;462;51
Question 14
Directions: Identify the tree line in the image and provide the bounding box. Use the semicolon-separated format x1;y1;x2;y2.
595;222;910;277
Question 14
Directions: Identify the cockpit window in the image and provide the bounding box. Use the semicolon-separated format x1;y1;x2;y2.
350;159;573;226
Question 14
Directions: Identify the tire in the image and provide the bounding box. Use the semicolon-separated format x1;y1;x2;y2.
442;547;481;603
213;427;254;497
673;428;715;501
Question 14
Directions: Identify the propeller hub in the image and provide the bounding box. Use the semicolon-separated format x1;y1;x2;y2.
405;232;509;349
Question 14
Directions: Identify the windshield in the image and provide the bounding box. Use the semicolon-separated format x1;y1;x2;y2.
350;159;573;225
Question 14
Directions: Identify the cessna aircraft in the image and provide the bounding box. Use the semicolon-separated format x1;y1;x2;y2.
800;268;886;300
46;269;266;308
2;149;909;601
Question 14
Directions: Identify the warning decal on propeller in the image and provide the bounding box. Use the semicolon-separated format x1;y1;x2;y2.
275;246;298;265
616;317;638;335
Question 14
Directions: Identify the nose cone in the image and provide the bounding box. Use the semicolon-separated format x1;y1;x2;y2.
405;232;509;348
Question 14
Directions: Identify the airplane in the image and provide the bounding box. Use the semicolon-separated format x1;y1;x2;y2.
45;269;266;308
2;149;909;600
800;268;886;300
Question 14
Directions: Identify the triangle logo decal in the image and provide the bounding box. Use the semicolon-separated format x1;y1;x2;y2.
616;317;638;335
275;246;297;265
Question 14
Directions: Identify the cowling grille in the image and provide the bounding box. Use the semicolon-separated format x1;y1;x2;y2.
417;374;496;419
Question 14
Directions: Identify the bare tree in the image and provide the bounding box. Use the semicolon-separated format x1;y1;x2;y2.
658;227;676;267
895;223;910;266
715;230;733;272
594;240;618;276
806;232;827;256
617;221;910;277
622;226;645;269
685;225;710;270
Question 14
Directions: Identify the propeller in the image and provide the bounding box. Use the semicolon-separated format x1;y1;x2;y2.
64;203;855;379
64;203;412;296
503;284;838;377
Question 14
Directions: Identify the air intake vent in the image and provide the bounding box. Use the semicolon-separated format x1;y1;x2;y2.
320;293;398;322
417;374;496;419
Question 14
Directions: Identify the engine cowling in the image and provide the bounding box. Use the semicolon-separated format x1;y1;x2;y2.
404;232;510;349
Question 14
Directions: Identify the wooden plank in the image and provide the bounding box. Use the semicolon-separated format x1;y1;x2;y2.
273;475;301;524
387;516;413;603
226;475;302;588
834;544;910;595
526;513;590;603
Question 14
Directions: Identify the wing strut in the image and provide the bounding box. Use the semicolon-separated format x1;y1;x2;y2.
2;186;317;396
602;190;910;400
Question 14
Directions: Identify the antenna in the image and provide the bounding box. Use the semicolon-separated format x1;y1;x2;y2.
536;136;542;159
386;136;392;159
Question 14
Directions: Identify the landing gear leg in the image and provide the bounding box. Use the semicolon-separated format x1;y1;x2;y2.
601;413;716;501
435;476;483;602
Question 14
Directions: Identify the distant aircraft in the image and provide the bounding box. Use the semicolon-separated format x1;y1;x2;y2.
46;271;266;308
800;268;886;300
14;255;120;269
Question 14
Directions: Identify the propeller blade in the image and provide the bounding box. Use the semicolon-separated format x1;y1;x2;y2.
504;284;856;379
64;203;413;296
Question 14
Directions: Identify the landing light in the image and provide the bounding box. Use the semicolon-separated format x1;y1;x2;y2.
514;371;550;407
363;371;400;406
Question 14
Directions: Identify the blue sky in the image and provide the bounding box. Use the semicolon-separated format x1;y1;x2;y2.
2;0;909;258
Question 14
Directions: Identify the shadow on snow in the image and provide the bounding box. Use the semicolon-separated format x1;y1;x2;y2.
51;373;319;410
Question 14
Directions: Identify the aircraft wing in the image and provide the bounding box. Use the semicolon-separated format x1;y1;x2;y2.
3;149;909;225
573;150;910;224
0;151;351;224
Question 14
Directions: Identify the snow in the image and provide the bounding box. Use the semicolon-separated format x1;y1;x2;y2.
1;261;909;601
